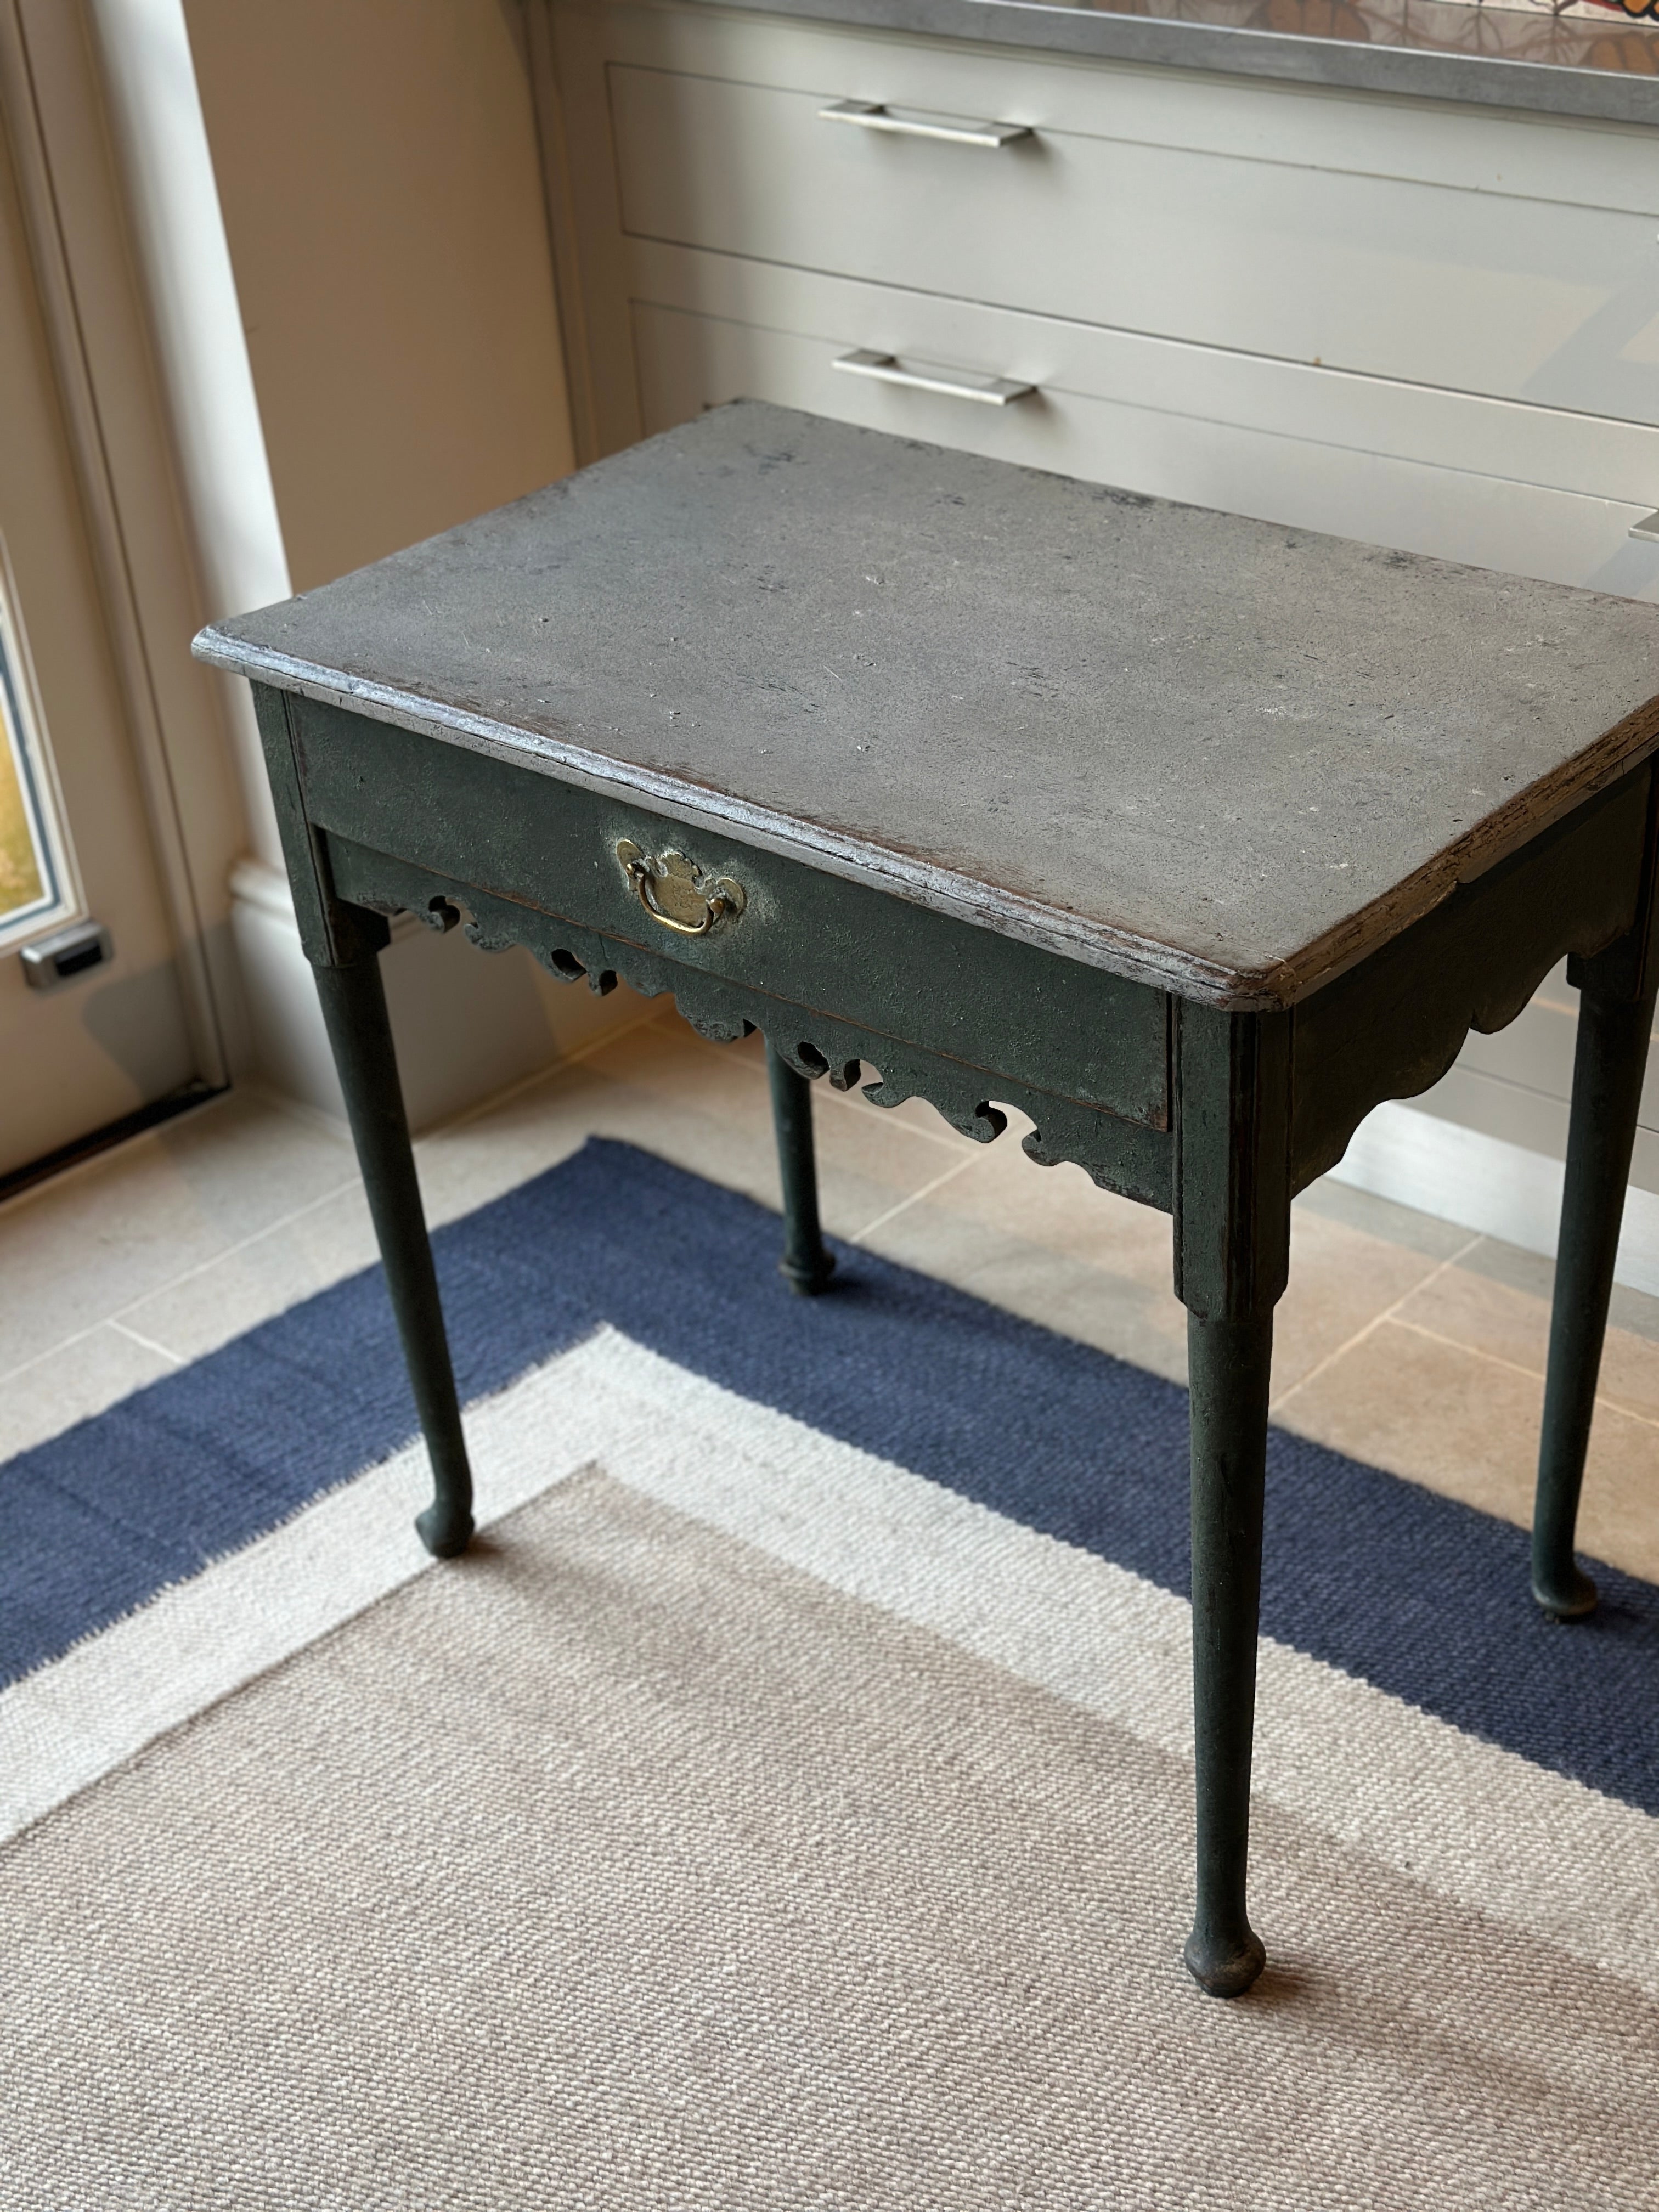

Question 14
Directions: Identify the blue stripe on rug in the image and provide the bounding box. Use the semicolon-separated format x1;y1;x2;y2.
3;1137;1655;1810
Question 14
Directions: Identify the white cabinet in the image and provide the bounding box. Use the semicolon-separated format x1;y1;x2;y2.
629;246;1657;594
611;54;1659;430
550;2;1659;600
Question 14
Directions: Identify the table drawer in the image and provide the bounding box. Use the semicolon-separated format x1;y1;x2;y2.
628;255;1659;600
609;45;1659;430
292;697;1172;1135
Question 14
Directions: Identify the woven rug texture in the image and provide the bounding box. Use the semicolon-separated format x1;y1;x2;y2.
0;1139;1654;2208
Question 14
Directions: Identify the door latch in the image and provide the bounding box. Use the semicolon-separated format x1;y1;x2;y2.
20;919;112;990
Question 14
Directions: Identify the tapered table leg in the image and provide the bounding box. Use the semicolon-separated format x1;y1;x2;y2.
313;951;475;1557
1173;1003;1289;1997
1184;1307;1272;1997
1533;977;1657;1618
766;1039;834;1295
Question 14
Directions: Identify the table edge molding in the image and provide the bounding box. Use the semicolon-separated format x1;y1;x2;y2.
196;631;1659;1013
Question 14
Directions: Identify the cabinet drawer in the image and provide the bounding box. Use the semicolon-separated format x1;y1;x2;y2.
628;249;1659;600
610;55;1659;431
604;3;1659;215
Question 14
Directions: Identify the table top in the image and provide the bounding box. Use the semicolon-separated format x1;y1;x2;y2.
197;402;1659;1010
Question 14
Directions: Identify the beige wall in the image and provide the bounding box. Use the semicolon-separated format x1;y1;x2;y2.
177;0;623;1128
183;0;574;591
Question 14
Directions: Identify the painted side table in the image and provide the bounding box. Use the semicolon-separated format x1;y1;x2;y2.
196;403;1659;1997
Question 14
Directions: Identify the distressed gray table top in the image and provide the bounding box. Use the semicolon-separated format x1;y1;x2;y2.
197;402;1659;1009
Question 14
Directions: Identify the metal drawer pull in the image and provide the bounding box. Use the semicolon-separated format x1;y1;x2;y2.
616;839;746;936
819;98;1029;149
833;349;1035;408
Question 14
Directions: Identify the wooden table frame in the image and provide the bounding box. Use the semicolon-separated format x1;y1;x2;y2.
249;671;1659;1999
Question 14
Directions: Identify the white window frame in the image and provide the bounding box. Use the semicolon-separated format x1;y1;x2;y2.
0;539;80;954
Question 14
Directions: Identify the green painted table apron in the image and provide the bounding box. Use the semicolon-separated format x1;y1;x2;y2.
196;403;1659;1997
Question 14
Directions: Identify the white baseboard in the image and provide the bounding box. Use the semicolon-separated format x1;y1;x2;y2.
1328;1101;1659;1301
228;860;345;1118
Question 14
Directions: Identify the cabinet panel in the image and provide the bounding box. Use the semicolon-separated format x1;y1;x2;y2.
556;4;1659;1196
605;4;1659;214
612;59;1659;430
628;252;1659;599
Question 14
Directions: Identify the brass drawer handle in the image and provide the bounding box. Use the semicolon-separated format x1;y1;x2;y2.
616;840;746;936
818;99;1030;150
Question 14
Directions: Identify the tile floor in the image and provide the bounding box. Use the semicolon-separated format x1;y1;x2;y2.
4;994;1657;1583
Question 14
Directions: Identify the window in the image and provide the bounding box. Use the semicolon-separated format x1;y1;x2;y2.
0;557;76;950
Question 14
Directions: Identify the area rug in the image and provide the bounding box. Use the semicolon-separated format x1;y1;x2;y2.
1;1138;1655;2208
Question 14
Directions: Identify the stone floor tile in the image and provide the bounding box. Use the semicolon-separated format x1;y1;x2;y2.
0;1323;179;1463
419;1011;960;1248
867;1167;1190;1383
1446;1231;1659;1347
1273;1207;1459;1401
118;1184;381;1367
0;1091;354;1375
1275;1316;1659;1587
855;1112;1453;1397
1396;1263;1659;1430
1294;1176;1479;1262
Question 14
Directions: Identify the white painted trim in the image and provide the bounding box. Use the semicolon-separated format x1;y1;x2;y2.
224;866;343;1119
1329;1099;1659;1299
0;0;241;1077
85;0;288;876
224;854;296;927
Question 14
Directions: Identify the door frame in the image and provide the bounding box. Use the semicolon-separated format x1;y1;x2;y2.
0;0;252;1090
